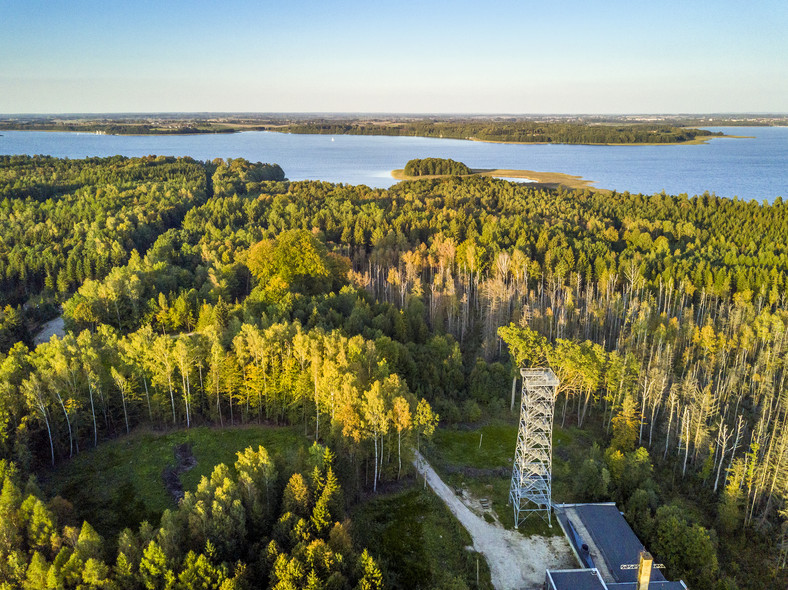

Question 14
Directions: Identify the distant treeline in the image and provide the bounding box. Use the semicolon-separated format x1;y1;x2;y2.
403;158;472;176
0;122;237;135
0;118;739;141
270;121;723;144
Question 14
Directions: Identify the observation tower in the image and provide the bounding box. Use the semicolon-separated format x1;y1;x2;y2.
509;367;559;527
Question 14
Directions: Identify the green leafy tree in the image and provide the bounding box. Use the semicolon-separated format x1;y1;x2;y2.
414;398;438;453
651;504;719;588
610;393;640;452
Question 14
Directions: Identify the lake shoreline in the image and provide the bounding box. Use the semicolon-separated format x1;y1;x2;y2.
466;134;753;147
0;127;752;145
0;127;782;200
391;168;608;192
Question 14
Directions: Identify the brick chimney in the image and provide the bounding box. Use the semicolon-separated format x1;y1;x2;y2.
637;551;653;590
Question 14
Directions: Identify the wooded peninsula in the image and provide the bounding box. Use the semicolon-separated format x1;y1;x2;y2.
0;155;787;589
1;114;769;144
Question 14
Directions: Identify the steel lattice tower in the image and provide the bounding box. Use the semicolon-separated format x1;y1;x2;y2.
509;368;559;527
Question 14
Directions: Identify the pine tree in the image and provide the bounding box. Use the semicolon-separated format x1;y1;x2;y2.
0;474;23;559
355;549;383;590
283;474;311;519
139;541;173;590
22;551;50;590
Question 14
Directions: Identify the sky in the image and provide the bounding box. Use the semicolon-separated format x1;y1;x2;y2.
1;0;787;114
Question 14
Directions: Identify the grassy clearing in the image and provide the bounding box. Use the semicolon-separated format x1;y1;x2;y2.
425;419;583;537
352;482;494;590
40;424;305;539
429;420;574;471
431;422;515;469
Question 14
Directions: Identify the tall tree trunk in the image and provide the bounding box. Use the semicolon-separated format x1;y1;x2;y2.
639;386;648;446
37;403;55;467
216;378;223;427
682;409;691;477
142;375;152;421
55;392;73;458
562;394;569;428
88;380;98;447
725;415;745;490
713;425;728;493
167;373;176;425
98;386;109;430
180;370;190;428
397;429;402;480
120;388;129;434
373;432;378;493
315;370;320;441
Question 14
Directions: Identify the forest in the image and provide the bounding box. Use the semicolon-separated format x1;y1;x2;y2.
0;116;726;144
402;158;472;177
0;155;787;589
0;122;238;135
268;120;723;144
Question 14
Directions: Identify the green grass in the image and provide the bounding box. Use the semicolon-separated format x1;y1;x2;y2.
431;422;515;469
40;424;306;539
430;420;574;470
352;483;493;590
425;419;581;537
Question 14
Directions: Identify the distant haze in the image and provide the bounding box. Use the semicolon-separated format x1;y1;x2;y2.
2;0;787;114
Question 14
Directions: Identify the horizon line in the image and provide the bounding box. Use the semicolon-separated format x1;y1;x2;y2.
2;111;788;118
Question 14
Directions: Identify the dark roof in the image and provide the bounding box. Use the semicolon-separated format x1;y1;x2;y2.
608;583;687;590
573;503;667;583
547;569;688;590
554;503;688;589
547;569;607;590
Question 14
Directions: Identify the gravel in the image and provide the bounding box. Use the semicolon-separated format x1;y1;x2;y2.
415;452;575;590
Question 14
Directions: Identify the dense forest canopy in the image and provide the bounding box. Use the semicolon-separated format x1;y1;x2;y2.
0;155;208;303
402;158;472;177
0;156;285;351
0;155;787;588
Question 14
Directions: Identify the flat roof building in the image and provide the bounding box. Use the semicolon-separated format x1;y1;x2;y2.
547;569;608;590
547;503;687;590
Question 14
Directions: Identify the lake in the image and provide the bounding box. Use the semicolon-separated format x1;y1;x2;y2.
1;126;786;201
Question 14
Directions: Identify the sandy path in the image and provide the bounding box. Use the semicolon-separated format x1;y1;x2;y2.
33;315;65;346
414;452;574;590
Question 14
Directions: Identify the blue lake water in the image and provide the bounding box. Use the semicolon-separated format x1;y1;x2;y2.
1;126;786;201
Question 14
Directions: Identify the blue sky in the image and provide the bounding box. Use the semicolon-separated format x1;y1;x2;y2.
1;0;787;113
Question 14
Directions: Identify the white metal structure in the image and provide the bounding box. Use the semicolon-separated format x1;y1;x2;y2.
509;367;559;527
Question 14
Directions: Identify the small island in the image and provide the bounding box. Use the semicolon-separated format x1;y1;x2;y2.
403;157;473;176
393;158;605;192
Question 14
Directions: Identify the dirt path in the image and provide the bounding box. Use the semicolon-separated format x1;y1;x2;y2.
414;452;574;590
33;315;65;346
162;443;198;503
